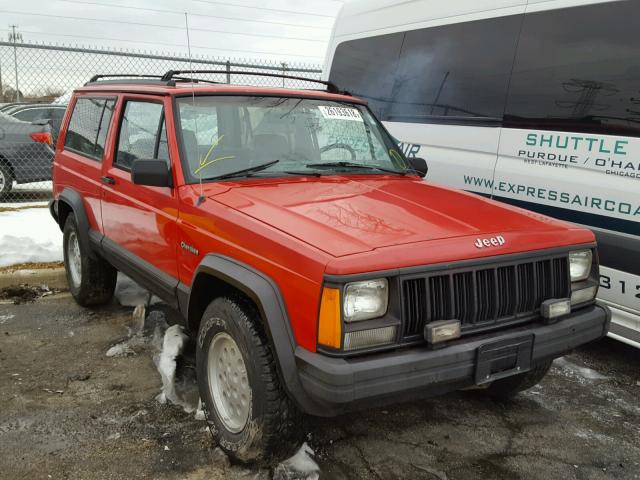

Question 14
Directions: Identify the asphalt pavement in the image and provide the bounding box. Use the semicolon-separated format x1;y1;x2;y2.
0;290;638;480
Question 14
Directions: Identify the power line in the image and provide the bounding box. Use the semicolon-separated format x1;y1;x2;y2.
53;0;332;30
0;10;329;43
0;28;324;59
192;0;336;18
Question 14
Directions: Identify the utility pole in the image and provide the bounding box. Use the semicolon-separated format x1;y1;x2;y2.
9;25;22;102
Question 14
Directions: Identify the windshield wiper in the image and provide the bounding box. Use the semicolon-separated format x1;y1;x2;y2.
208;159;280;181
305;161;406;175
282;170;323;177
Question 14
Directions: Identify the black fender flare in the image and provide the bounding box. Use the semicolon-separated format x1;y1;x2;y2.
187;254;324;415
56;187;96;259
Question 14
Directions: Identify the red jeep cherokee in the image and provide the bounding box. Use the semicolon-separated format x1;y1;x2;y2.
50;71;609;462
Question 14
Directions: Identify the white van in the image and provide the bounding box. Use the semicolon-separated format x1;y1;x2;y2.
324;0;640;347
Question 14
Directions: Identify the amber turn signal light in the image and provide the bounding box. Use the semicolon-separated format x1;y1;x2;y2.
318;287;341;349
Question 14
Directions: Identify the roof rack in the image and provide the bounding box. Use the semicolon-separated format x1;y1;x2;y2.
161;70;345;94
85;70;347;95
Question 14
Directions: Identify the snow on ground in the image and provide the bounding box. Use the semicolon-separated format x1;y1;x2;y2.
114;273;161;307
274;443;320;480
0;201;49;209
13;181;52;191
0;314;16;324
156;325;192;409
553;357;609;382
0;207;62;267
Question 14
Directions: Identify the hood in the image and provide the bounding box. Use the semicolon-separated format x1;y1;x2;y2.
210;176;581;257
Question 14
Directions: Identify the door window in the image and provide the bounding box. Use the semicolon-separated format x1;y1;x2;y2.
64;97;115;160
115;101;167;170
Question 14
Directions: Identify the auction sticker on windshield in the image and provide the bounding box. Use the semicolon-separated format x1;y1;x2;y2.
318;105;363;122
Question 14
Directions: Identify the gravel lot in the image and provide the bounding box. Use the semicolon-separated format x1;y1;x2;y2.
1;290;639;480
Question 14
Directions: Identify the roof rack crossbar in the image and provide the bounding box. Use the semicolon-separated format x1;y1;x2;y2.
86;74;167;84
161;70;344;94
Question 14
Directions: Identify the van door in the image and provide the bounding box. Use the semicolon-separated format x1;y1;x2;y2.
494;1;640;345
100;96;180;302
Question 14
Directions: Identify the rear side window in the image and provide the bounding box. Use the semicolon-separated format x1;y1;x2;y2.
115;101;166;170
13;109;42;122
64;97;115;160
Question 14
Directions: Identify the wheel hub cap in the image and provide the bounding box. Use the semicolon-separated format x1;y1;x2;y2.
207;332;251;433
67;231;82;287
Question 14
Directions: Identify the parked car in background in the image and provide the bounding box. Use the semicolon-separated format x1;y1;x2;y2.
0;102;33;113
325;0;640;348
9;104;67;144
0;111;55;197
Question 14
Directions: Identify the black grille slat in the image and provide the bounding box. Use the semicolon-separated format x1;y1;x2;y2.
496;266;515;318
402;278;426;337
452;272;474;324
401;255;570;339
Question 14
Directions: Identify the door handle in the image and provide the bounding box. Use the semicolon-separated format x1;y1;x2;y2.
100;176;116;185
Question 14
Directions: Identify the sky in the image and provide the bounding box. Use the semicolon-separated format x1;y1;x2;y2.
0;0;349;65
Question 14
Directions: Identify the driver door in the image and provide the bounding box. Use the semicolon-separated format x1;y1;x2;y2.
100;95;180;295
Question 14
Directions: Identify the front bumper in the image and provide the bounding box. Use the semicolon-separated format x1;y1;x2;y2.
295;305;610;415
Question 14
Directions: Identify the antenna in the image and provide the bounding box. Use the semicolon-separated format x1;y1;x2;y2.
184;12;206;206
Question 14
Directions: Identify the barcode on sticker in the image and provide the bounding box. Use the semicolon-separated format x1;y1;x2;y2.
318;106;363;122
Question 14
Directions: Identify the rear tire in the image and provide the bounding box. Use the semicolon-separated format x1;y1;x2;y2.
485;361;552;399
0;162;13;198
196;296;301;464
63;214;117;306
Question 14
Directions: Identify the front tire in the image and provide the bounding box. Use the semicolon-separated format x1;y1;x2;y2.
485;361;552;399
196;297;300;464
63;215;117;306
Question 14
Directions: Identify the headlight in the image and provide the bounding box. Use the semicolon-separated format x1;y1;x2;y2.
343;279;388;322
569;250;592;282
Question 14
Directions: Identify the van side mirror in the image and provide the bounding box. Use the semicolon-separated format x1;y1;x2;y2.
131;159;172;188
408;157;428;178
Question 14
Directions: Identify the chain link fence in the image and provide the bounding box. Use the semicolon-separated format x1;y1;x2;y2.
0;41;322;203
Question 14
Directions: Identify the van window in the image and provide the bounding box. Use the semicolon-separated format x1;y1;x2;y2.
389;15;522;123
115;101;165;170
329;32;405;119
329;15;522;124
505;1;640;137
65;98;115;160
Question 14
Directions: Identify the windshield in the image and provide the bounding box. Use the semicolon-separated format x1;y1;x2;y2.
175;96;409;181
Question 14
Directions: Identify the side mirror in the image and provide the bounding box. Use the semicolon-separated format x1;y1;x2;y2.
408;157;428;178
131;159;172;188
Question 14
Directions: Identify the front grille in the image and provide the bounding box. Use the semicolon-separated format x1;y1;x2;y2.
401;255;569;338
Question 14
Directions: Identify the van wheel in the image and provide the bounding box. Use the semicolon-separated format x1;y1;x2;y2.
0;162;13;197
63;215;117;306
196;297;300;464
485;361;552;399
